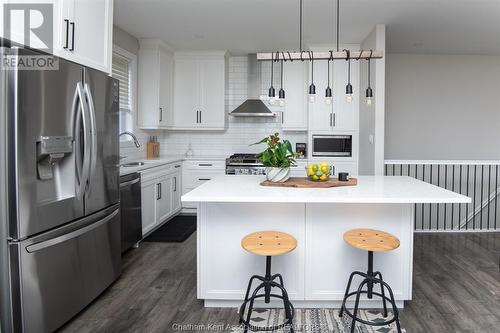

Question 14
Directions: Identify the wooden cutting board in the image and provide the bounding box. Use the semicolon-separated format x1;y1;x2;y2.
260;177;357;188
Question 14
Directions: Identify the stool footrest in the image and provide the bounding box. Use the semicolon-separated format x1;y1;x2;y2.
341;291;397;326
239;294;295;331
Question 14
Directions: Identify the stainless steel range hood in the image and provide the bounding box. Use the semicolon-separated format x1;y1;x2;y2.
230;54;275;117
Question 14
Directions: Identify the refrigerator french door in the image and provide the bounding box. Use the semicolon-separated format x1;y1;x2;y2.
0;46;121;333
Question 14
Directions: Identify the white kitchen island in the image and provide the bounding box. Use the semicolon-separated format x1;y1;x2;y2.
182;175;470;308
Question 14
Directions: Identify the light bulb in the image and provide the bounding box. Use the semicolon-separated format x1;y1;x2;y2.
366;97;372;106
346;94;353;103
269;97;276;106
325;97;333;105
309;94;316;103
279;99;286;107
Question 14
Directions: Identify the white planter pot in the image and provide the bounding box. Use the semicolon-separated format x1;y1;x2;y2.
265;167;291;183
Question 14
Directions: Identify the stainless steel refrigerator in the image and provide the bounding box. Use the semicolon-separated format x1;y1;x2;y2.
0;45;121;332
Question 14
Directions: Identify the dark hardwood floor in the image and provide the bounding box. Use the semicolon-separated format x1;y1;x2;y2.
59;232;500;333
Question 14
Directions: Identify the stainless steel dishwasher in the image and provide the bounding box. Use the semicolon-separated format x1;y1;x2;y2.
119;173;142;253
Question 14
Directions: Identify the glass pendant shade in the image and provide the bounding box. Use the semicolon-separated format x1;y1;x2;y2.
366;86;373;106
345;83;353;103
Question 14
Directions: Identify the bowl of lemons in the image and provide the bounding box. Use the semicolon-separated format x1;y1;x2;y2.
306;162;332;181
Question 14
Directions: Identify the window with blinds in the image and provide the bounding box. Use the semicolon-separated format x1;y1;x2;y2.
112;51;133;134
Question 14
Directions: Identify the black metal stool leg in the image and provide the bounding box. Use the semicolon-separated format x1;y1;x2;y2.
379;279;402;333
269;281;295;332
339;271;367;317
271;273;284;287
240;275;264;324
374;271;388;317
243;282;266;333
350;278;370;333
367;251;374;299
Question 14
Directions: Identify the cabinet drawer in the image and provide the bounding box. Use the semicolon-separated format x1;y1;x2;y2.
183;170;223;188
184;160;225;170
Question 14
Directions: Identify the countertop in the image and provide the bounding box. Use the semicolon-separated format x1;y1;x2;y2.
181;175;471;204
119;155;226;176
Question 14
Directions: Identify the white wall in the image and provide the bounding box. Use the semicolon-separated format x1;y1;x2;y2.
385;54;500;160
359;24;385;175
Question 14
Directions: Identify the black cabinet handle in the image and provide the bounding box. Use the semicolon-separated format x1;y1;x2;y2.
198;178;211;181
330;113;332;127
156;184;160;200
333;113;336;127
69;22;75;51
196;110;199;123
198;163;213;167
159;107;163;122
199;110;202;123
174;165;181;168
63;19;69;49
174;177;177;192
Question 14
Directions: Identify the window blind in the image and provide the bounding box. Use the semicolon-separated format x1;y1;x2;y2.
112;52;131;112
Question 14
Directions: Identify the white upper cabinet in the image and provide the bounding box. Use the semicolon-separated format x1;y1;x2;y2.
309;59;359;131
173;52;228;130
281;61;308;131
1;0;113;73
137;40;174;129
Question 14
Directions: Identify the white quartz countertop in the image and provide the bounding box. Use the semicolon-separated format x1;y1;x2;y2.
119;155;226;176
181;175;471;204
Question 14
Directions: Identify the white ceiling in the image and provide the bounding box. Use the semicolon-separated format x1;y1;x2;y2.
114;0;500;55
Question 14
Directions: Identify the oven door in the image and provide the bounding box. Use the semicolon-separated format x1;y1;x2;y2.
312;135;352;157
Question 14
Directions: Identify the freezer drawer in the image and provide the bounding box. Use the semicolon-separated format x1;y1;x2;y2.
10;205;121;333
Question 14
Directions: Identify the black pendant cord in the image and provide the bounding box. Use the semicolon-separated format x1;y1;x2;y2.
270;53;274;88
367;49;373;88
336;0;340;52
280;59;284;89
309;51;314;84
299;0;303;52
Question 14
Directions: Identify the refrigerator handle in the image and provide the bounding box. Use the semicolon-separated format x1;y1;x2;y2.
72;83;91;199
25;209;119;253
83;83;97;196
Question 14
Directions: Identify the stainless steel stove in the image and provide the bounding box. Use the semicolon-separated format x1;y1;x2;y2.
225;153;266;175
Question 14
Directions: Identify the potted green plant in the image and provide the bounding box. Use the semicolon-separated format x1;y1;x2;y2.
252;133;297;182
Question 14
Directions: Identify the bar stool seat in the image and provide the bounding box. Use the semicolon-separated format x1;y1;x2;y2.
343;228;400;252
340;228;402;333
239;231;296;333
242;231;297;256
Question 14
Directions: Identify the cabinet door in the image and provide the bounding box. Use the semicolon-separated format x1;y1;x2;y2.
141;181;157;236
156;177;172;223
282;61;308;131
137;47;161;128
333;60;358;130
171;171;181;212
158;48;173;127
173;58;199;128
309;61;334;131
199;59;226;128
69;0;113;73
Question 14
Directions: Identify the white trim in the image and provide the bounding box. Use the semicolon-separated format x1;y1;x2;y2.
112;45;137;146
385;160;500;165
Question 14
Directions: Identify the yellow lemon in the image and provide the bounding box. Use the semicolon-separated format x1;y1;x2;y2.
320;174;328;181
320;162;328;168
312;175;319;181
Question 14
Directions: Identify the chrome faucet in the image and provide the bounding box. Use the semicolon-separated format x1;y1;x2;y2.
119;131;141;148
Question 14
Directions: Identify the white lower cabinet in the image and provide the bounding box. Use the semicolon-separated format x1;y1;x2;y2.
182;159;225;212
140;162;182;236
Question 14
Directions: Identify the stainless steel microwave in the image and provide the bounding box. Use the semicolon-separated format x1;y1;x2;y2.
312;135;352;157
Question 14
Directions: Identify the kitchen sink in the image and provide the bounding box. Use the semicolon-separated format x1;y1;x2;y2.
121;162;146;167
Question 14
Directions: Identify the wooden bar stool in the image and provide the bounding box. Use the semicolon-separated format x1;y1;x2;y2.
239;231;296;333
339;228;402;333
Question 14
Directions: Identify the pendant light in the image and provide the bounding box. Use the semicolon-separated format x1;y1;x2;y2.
366;49;373;106
308;51;316;103
344;49;353;103
325;55;333;105
278;58;286;107
268;52;276;106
